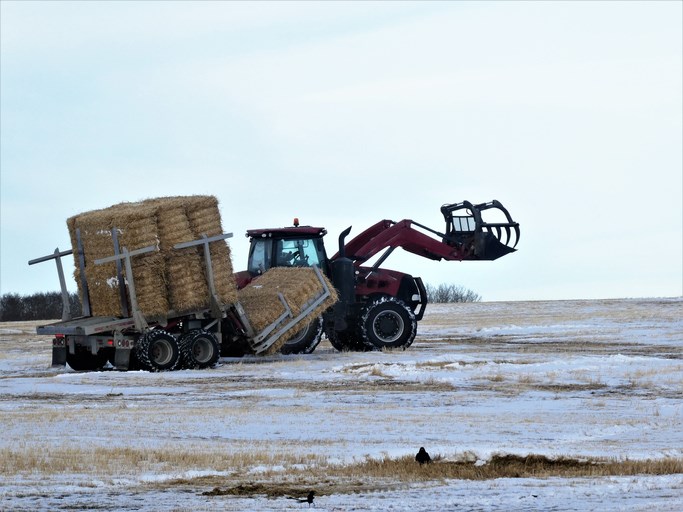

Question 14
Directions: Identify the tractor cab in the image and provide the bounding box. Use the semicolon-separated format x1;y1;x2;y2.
237;222;329;289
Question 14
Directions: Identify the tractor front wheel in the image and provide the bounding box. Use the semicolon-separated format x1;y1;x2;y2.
280;316;323;355
359;297;417;350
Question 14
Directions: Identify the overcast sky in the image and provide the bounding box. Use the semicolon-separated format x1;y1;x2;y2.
1;1;681;302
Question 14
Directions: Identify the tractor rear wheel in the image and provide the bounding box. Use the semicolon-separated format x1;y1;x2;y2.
359;297;417;350
179;329;220;369
280;316;323;355
135;330;180;371
327;328;372;352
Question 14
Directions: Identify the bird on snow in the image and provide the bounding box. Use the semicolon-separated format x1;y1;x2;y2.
289;490;315;507
415;447;432;465
301;490;315;506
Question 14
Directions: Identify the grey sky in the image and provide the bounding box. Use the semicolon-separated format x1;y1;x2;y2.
1;1;681;301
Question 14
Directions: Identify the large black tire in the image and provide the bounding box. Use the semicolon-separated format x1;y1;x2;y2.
135;330;180;372
326;327;372;352
179;329;220;369
359;296;417;350
280;316;323;355
66;348;109;371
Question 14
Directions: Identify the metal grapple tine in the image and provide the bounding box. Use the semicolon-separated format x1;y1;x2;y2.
503;226;511;246
494;226;502;243
513;225;520;248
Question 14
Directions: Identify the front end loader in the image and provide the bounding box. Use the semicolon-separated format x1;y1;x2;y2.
240;200;520;354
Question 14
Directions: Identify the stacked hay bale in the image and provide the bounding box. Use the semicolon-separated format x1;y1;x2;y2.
185;197;236;306
67;196;237;319
151;197;207;314
238;267;338;355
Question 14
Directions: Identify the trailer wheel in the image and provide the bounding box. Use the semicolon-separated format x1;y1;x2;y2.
326;328;372;352
180;329;220;369
135;330;180;372
359;296;417;350
280;316;323;355
66;348;109;371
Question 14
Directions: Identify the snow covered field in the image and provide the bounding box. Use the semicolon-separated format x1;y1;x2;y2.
1;298;681;511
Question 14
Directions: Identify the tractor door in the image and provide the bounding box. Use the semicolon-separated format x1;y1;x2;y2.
247;239;273;275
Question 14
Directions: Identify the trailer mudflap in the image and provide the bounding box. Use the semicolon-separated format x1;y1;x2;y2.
52;345;67;367
114;348;132;371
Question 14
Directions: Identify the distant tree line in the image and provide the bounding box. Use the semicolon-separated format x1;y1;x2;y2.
424;283;481;303
1;283;479;321
0;292;82;321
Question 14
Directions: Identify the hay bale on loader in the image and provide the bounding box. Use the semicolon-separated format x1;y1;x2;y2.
67;195;237;319
238;267;338;355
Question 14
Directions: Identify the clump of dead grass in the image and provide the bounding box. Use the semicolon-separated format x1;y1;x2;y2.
0;446;325;476
10;444;678;499
340;453;683;481
169;453;683;500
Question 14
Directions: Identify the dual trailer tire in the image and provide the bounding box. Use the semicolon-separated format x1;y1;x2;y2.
179;329;221;369
135;330;181;371
135;329;220;371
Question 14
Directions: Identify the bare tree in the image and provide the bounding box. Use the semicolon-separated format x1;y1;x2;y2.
424;283;481;303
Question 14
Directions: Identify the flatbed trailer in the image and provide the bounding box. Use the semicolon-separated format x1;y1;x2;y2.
30;231;333;372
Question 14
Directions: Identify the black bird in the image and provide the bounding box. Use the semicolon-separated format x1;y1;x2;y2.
415;447;431;465
290;490;315;507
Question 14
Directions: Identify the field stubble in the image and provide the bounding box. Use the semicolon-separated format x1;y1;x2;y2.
0;298;682;508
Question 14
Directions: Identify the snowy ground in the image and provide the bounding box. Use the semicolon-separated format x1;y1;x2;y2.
0;298;681;511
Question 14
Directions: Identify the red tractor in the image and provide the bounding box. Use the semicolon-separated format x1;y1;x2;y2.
234;201;520;354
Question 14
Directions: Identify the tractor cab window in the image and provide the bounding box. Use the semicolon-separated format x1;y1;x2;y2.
248;239;272;274
275;238;321;267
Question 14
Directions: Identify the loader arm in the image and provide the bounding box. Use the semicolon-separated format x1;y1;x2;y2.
333;200;520;265
338;219;465;263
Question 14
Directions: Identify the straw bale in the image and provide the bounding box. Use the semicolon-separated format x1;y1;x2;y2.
154;200;211;313
67;201;162;317
67;195;238;318
130;253;168;318
185;196;238;305
238;267;338;354
165;253;206;313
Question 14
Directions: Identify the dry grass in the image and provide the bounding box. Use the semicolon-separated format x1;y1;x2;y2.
5;443;680;490
345;453;683;480
158;453;683;499
0;445;326;476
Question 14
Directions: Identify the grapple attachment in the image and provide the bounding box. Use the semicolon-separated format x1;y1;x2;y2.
441;200;520;260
